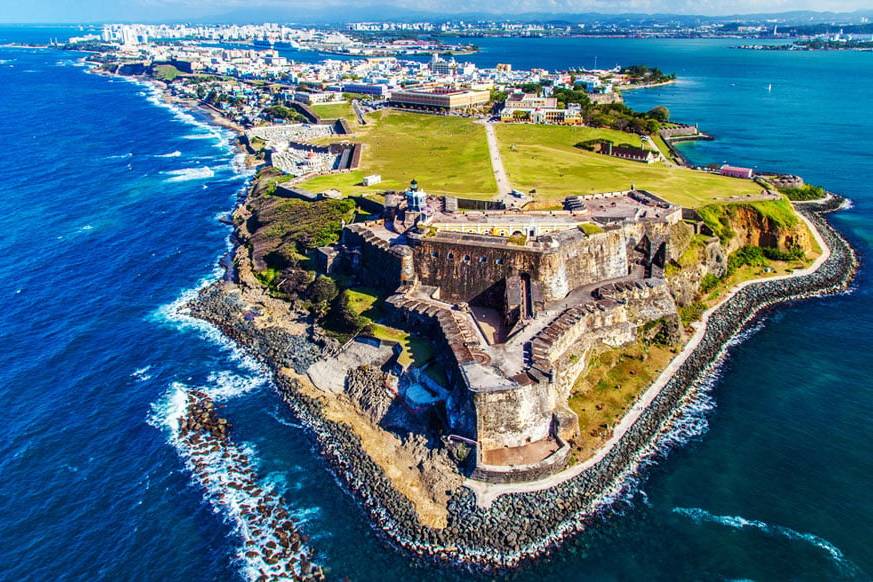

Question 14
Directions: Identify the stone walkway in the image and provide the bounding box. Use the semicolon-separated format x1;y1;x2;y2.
481;121;514;201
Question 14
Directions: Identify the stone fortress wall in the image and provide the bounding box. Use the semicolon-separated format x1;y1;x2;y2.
340;191;682;483
408;227;628;304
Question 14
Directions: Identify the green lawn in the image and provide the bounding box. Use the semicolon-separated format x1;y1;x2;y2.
651;133;680;164
153;64;181;82
345;287;380;316
345;287;434;368
370;324;434;368
495;124;762;208
298;110;497;198
311;101;357;125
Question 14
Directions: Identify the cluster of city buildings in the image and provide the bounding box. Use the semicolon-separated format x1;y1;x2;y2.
99;23;352;49
348;20;558;35
91;30;629;124
500;93;583;124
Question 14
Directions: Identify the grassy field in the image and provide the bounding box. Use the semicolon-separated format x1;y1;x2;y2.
495;124;762;208
298;110;496;197
569;341;676;461
311;101;358;125
153;64;181;81
345;287;434;368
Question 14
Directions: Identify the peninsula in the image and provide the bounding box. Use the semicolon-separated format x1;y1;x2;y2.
79;26;858;575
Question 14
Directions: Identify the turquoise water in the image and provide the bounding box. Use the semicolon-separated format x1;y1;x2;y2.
0;28;870;580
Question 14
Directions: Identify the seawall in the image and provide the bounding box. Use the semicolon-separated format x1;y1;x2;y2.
187;196;856;572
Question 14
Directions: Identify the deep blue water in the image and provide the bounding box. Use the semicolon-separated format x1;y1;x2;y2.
0;27;871;581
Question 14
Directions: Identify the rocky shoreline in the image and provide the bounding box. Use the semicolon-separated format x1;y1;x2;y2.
185;194;856;572
174;390;326;581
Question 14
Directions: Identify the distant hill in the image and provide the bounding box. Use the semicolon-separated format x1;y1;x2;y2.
191;8;873;27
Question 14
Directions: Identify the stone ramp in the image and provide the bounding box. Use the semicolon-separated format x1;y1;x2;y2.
306;339;394;394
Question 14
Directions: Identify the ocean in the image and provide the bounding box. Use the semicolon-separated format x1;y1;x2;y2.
0;26;870;581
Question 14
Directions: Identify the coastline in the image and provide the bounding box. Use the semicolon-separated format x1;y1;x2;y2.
122;68;859;571
618;78;677;91
185;193;856;571
466;202;838;505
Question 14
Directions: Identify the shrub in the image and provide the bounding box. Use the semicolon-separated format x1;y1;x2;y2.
762;246;805;261
697;204;736;243
324;290;370;335
679;302;706;325
307;275;338;304
700;273;720;293
728;246;767;274
781;184;826;201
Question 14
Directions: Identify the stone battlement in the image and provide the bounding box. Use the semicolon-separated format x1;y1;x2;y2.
337;187;682;482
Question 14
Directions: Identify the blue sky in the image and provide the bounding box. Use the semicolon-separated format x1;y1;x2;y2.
1;0;871;23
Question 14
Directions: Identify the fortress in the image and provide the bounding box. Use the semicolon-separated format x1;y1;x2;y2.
338;181;684;483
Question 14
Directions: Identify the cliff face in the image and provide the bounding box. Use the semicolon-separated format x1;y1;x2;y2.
725;205;811;254
667;202;812;306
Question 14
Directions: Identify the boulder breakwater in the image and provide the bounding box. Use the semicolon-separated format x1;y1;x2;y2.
186;199;856;572
167;388;325;581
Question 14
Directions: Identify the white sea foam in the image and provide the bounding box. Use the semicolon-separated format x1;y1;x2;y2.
124;76;230;145
131;365;153;382
268;407;303;430
673;507;865;577
163;167;215;183
203;369;267;401
155;150;182;158
150;261;265;381
149;381;190;434
149;384;319;580
105;152;133;160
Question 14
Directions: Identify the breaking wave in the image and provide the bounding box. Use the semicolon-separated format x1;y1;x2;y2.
203;369;267;401
163;167;215;183
122;76;229;145
673;507;865;578
155;150;182;158
149;384;321;580
131;365;153;382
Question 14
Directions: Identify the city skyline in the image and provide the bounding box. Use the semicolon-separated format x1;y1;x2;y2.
2;0;873;23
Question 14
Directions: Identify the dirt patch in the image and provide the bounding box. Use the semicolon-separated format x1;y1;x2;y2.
281;368;452;529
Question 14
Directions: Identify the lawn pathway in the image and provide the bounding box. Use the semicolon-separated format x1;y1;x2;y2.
482;120;514;201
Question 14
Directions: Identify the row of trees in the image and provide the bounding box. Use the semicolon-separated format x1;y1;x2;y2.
619;65;677;84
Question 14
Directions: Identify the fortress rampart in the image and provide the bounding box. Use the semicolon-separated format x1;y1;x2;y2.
338;189;681;483
408;227;628;304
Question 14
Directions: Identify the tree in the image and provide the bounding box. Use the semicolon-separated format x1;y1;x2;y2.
325;290;371;335
307;275;338;304
647;105;670;122
518;82;542;95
